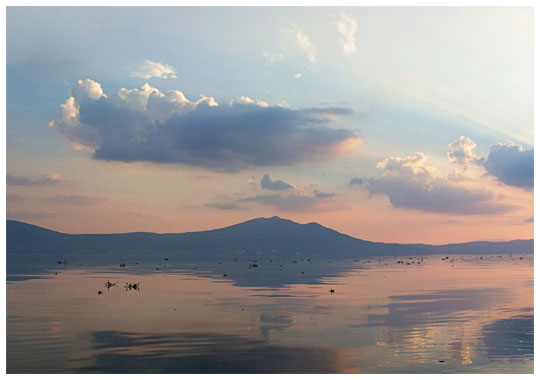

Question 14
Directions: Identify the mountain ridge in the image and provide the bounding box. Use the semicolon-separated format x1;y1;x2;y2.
6;217;533;256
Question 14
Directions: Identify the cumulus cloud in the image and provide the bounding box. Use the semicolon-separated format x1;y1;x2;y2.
286;25;318;64
447;135;482;168
483;142;533;189
359;152;514;215
229;96;268;108
7;173;67;186
129;58;177;79
50;79;357;172
204;202;246;210
336;13;357;58
260;174;293;191
447;136;533;189
48;194;108;205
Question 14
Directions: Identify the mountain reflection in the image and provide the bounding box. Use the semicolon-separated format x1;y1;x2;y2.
77;330;342;374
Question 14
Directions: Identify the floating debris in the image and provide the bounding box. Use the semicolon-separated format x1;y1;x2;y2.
104;280;118;289
124;282;140;291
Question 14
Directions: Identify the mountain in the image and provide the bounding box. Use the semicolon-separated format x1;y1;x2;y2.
6;217;533;257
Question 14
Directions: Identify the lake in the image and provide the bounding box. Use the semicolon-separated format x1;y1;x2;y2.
6;253;533;373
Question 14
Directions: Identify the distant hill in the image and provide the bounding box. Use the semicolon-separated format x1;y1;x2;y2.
6;217;533;256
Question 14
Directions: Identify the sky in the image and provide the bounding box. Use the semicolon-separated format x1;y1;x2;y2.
5;6;534;244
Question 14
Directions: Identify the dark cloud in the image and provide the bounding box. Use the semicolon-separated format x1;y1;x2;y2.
48;194;107;205
313;190;335;198
260;174;293;191
7;173;66;186
360;152;515;215
240;189;334;212
483;143;533;189
348;177;363;186
51;80;357;172
364;176;514;215
205;202;246;210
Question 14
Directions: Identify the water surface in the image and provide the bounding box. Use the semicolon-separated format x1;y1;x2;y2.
7;253;533;373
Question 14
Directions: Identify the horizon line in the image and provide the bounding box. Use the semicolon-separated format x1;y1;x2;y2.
6;217;534;247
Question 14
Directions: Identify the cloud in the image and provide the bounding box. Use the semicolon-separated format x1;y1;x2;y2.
525;216;533;223
483;142;533;189
286;25;318;64
294;73;303;79
260;174;293;191
447;135;482;168
48;194;108;205
261;51;284;65
313;189;335;198
129;59;177;79
204;202;246;211
229;96;268;108
447;136;533;189
7;209;57;219
240;187;335;212
336;14;357;58
126;209;151;218
348;177;363;186
361;152;514;215
7;173;67;186
50;79;357;172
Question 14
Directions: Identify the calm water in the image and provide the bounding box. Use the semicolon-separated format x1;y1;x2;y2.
7;253;533;373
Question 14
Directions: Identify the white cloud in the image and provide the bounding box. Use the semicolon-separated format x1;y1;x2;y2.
447;135;482;168
261;51;284;65
336;13;357;58
230;96;268;108
294;73;303;79
286;25;318;64
72;79;106;100
129;58;177;79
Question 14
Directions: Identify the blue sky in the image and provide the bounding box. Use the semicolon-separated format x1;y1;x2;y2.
6;6;534;243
